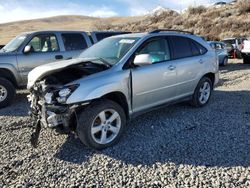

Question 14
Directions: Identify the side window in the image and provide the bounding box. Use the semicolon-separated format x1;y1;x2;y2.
28;34;59;53
62;33;88;51
171;36;193;59
209;43;215;49
171;36;207;59
95;33;113;41
190;40;201;55
192;40;207;55
136;38;171;64
215;43;222;49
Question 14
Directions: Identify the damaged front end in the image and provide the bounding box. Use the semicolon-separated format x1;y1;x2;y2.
27;60;109;147
28;80;86;147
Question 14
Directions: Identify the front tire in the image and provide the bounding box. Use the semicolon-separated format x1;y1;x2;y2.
190;77;212;107
76;99;126;150
0;77;16;108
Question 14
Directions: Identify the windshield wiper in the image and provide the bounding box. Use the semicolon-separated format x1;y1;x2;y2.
89;58;112;67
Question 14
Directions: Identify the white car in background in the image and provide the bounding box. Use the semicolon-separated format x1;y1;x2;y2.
242;40;250;64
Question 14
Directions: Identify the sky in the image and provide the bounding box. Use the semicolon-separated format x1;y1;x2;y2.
0;0;232;24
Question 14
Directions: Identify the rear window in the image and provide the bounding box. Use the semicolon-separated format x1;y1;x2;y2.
62;33;88;51
223;39;235;45
95;33;114;41
171;36;207;59
95;32;128;42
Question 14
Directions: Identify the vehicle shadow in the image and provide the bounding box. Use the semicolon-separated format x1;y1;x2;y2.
0;90;29;116
55;90;250;167
220;61;250;73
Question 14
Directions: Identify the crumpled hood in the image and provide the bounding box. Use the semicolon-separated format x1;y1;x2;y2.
27;58;87;89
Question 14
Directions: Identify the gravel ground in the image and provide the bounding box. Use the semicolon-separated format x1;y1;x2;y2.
0;60;249;188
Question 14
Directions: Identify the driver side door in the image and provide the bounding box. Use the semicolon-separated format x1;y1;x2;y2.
131;37;177;113
17;34;63;83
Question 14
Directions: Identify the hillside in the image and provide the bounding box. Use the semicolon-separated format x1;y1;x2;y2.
0;15;144;44
0;0;249;44
113;0;250;40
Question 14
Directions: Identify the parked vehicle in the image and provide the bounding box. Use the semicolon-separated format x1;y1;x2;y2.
208;41;228;66
214;1;227;6
0;30;129;108
90;31;130;43
28;29;219;149
241;40;250;64
222;37;247;58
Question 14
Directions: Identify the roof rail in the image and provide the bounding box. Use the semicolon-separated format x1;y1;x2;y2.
149;29;194;35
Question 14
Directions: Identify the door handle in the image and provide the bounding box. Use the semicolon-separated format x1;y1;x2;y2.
168;65;176;70
199;59;203;64
55;55;63;60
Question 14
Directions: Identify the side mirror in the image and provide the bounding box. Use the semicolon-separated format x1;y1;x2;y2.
23;45;31;54
134;54;153;66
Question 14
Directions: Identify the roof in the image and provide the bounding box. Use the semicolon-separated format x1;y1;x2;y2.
110;32;147;38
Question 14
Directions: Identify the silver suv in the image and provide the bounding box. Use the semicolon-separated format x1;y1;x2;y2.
28;30;219;149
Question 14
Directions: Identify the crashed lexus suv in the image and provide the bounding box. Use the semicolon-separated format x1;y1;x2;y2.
28;29;219;150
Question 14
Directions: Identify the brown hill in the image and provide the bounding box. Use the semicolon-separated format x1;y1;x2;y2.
0;15;144;44
0;0;249;44
113;0;250;40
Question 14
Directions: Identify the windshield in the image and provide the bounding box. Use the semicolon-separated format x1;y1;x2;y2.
1;34;28;52
79;37;140;65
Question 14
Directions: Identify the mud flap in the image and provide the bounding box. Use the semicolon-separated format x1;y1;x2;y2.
30;119;41;148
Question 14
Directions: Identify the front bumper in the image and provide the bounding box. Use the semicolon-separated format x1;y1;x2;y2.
29;103;71;129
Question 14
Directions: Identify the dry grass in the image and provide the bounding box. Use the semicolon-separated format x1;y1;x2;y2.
238;0;250;14
0;15;144;44
114;1;250;40
0;1;249;45
187;6;206;15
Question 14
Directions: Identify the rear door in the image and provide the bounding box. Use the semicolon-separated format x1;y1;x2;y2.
131;37;177;112
169;36;207;97
60;33;91;59
17;33;62;83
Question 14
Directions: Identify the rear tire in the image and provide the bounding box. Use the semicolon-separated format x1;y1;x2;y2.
190;77;212;107
76;99;126;150
0;77;16;108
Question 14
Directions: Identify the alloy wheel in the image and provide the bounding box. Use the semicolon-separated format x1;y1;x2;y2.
91;109;121;145
0;85;7;102
199;81;211;104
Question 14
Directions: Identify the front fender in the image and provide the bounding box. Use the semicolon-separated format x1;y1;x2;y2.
66;70;131;105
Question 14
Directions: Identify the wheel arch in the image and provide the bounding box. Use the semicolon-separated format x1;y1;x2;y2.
203;72;215;88
0;68;18;87
100;91;130;119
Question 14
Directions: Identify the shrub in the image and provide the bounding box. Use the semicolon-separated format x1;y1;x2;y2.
238;0;250;14
188;6;206;15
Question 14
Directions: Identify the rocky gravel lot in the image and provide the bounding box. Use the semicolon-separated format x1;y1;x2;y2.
0;60;250;187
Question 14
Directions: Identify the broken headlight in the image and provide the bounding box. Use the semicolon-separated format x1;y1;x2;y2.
57;84;79;103
44;92;53;104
